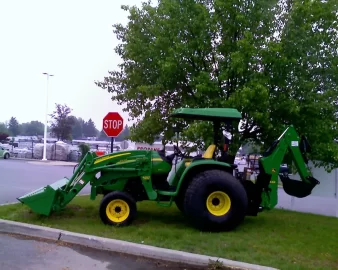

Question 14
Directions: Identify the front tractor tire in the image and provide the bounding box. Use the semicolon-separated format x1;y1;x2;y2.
184;169;248;232
99;191;137;227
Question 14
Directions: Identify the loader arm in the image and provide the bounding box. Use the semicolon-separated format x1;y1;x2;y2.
252;125;320;212
17;150;154;216
16;151;97;215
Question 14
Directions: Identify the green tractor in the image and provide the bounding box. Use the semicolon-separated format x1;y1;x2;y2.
17;108;320;232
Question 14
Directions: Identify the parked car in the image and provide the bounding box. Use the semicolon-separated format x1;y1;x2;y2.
0;146;10;159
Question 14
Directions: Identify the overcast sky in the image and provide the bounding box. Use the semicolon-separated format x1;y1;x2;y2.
0;0;144;130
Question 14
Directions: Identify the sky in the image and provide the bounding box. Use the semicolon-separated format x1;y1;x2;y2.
0;0;145;130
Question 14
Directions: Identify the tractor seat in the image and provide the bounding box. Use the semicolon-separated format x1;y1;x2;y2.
203;144;216;159
191;144;216;162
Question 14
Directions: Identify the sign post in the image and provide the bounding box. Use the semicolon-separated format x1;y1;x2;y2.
102;112;124;153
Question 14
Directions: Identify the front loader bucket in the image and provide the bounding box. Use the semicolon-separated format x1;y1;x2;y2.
17;177;70;216
280;174;320;198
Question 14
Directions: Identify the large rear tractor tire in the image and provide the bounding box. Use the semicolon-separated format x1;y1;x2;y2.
184;169;248;232
174;193;185;213
99;191;137;227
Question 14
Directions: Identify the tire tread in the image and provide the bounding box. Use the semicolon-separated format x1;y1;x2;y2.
184;169;248;231
99;191;137;227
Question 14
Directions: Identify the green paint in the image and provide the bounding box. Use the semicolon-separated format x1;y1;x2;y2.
0;146;10;159
259;125;319;209
170;107;242;121
17;107;319;226
151;151;172;174
174;159;232;195
167;159;188;187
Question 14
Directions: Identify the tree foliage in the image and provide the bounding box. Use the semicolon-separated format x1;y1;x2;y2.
0;119;45;136
69;116;83;139
70;117;99;139
49;103;75;141
83;118;98;138
0;123;9;134
20;121;44;136
78;143;90;160
8;117;20;136
96;0;338;169
116;125;130;141
1;112;100;140
97;130;108;141
98;125;130;141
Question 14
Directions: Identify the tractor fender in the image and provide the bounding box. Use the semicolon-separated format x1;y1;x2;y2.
175;159;232;196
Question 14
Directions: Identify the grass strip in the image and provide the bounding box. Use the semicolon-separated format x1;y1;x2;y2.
0;195;337;270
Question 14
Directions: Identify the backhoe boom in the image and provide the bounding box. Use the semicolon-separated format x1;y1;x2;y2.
253;125;320;212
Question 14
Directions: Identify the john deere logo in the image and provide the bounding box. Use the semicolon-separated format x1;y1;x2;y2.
272;168;276;173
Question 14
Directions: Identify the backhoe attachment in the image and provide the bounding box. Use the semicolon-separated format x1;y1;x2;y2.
252;125;320;212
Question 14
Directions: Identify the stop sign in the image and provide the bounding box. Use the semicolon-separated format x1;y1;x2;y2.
102;112;124;137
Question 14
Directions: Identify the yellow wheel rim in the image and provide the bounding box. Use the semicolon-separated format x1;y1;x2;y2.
206;191;231;216
106;199;130;223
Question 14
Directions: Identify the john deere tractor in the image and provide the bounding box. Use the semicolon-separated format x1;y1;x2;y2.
17;108;320;232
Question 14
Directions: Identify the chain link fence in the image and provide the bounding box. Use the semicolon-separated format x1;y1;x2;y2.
1;138;126;162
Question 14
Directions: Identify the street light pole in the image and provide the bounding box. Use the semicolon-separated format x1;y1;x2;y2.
42;72;54;161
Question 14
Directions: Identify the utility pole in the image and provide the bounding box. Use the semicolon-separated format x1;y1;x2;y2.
42;72;54;161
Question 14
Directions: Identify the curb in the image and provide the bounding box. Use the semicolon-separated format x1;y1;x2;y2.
26;161;77;167
9;157;78;166
0;219;278;270
10;157;37;161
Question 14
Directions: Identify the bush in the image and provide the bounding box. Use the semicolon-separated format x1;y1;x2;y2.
0;132;9;142
78;143;90;160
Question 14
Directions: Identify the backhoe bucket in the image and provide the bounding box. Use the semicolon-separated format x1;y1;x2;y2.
17;177;70;216
279;174;320;198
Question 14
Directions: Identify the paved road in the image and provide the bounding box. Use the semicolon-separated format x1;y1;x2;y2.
0;233;202;270
0;158;337;217
0;159;90;205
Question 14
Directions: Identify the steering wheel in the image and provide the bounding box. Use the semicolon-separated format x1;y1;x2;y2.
174;145;183;157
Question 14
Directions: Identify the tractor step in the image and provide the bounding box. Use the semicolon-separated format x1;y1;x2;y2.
156;189;176;196
156;195;174;207
156;187;177;207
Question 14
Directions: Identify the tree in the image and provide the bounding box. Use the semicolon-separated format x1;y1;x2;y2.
98;125;130;141
0;123;9;134
49;103;75;141
8;117;20;136
78;143;90;160
98;129;109;141
116;125;130;141
69;116;85;139
83;118;98;138
96;0;338;169
20;121;44;136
